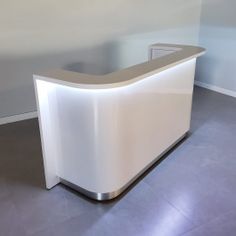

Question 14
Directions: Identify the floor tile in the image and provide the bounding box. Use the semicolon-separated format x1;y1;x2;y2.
182;210;236;236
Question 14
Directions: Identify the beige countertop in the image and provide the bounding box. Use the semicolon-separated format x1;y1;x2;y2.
34;43;205;89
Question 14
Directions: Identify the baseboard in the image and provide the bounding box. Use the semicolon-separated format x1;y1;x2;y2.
195;80;236;98
0;111;38;125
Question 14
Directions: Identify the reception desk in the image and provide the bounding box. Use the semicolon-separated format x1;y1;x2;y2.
34;43;205;200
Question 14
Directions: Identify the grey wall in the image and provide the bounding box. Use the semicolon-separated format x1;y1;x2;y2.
0;0;202;118
196;0;236;92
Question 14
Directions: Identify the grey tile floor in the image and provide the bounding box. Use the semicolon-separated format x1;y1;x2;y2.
0;86;236;236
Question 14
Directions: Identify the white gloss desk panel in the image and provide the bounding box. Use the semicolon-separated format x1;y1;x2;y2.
34;43;205;200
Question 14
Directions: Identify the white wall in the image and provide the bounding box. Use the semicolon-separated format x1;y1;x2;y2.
196;0;236;93
0;0;202;118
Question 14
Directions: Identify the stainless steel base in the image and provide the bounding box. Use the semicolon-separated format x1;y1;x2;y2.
60;132;187;201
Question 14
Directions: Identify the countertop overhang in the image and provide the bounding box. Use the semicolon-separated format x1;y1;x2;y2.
34;43;206;89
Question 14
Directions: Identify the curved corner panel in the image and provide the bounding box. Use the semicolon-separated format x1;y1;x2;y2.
60;133;187;201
